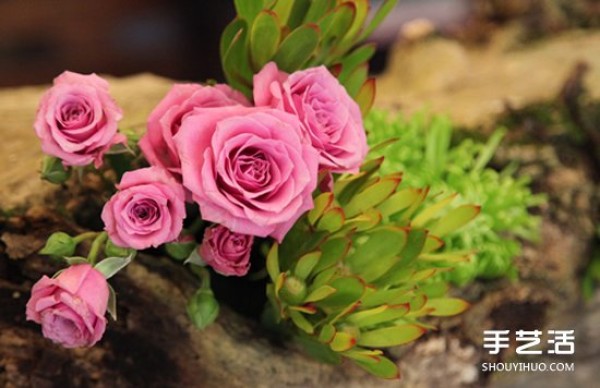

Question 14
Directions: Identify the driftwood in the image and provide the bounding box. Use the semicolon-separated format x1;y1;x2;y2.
1;28;599;386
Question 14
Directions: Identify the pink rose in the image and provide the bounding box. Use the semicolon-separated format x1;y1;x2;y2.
139;83;250;180
34;71;125;168
200;225;253;277
101;166;186;250
26;264;109;348
174;106;319;241
254;63;368;173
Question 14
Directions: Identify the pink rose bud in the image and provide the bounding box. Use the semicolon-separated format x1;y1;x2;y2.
199;225;253;277
254;63;368;174
26;264;109;348
174;106;319;241
101;167;186;250
34;71;125;168
139;83;250;182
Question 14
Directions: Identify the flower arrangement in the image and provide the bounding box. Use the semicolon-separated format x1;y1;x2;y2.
26;0;482;379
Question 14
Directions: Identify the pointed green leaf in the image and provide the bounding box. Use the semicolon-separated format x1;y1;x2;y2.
377;188;422;218
307;192;334;225
295;251;322;280
425;298;470;316
359;0;399;41
289;309;314;334
342;208;382;232
330;331;357;352
346;226;407;274
349;304;410;327
250;11;281;70
353;355;400;379
420;282;450;298
305;285;337;303
339;0;369;47
318;276;365;310
422;235;444;254
234;0;265;22
266;243;280;282
316;207;345;232
419;250;473;263
222;22;253;97
318;323;337;343
311;266;338;289
336;43;376;80
94;253;134;279
355;78;376;117
360;229;408;282
273;23;320;72
413;193;457;228
303;0;336;23
220;18;245;60
342;63;368;98
345;174;402;217
107;284;117;320
286;0;311;29
313;237;351;273
358;324;425;347
429;205;481;237
342;348;384;364
296;335;342;364
360;287;411;309
319;2;356;49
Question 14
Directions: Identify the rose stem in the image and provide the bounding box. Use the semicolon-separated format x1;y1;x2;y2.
87;232;108;265
73;231;99;244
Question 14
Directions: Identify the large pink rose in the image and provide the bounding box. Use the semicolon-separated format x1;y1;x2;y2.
139;83;250;180
200;225;253;277
254;63;368;173
101;166;186;250
26;264;109;348
34;71;125;167
174;106;319;242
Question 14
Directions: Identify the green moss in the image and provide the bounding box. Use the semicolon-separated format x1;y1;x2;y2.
366;110;546;285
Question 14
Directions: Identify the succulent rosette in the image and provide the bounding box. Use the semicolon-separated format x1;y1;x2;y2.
34;71;124;167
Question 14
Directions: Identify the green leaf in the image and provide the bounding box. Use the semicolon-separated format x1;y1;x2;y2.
425;298;470;316
355;78;376;117
360;287;410;309
40;156;70;184
289;309;314;334
359;0;399;41
107;284;117;320
318;276;365;310
318;323;337;343
342;63;368;98
40;232;76;257
353;356;400;380
311;266;338;289
266;243;280;282
63;256;89;266
273;23;320;72
337;44;375;83
296;335;342;364
346;226;407;274
220;18;245;60
307;192;334;225
344;174;402;217
342;208;382;232
187;289;220;330
316;207;345;232
105;238;134;258
303;0;336;23
429;205;481;237
305;285;337;303
421;235;444;254
412;193;457;228
348;304;410;327
234;0;265;22
377;188;422;218
360;229;408;282
330;331;357;352
319;2;356;50
250;10;281;70
165;239;196;261
222;21;253;97
358;324;425;347
286;0;312;29
294;251;321;280
94;253;134;279
312;237;351;273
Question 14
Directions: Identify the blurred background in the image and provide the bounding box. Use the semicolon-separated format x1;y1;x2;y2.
0;0;474;86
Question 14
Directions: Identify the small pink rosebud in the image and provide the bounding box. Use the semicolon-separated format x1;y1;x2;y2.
26;264;109;348
199;225;253;277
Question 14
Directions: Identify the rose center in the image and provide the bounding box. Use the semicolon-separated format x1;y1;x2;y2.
129;199;160;225
59;100;92;129
234;148;271;189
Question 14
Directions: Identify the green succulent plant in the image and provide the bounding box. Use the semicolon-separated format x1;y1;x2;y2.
221;0;399;114
264;151;478;378
366;110;546;285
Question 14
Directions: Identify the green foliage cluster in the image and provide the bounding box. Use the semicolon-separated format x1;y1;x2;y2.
264;151;478;378
366;110;546;285
221;0;399;113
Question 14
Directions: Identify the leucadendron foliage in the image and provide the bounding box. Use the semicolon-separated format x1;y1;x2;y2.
264;153;478;379
221;0;397;113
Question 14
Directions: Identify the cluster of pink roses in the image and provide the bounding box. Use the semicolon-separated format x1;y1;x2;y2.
29;62;367;347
